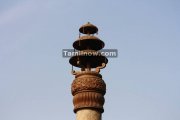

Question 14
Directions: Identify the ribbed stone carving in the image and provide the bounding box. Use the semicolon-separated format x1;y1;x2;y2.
71;77;106;95
73;92;105;113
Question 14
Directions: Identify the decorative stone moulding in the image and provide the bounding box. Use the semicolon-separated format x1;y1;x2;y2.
71;73;106;96
71;71;106;113
73;92;105;113
69;23;108;115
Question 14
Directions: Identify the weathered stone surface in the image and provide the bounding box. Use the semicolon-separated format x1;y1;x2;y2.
76;109;101;120
71;77;106;95
73;92;104;113
71;72;106;113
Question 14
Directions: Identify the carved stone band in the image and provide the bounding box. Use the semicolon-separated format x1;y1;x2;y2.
71;77;106;95
73;92;105;113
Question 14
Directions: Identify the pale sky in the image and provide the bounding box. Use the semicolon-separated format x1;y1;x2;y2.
0;0;180;120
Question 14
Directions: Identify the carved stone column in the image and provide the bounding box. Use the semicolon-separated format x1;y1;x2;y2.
69;23;108;120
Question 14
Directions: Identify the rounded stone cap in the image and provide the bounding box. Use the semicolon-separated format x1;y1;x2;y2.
73;36;104;50
79;22;98;34
69;50;108;68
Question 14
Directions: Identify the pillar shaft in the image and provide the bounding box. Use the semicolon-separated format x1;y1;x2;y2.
76;109;101;120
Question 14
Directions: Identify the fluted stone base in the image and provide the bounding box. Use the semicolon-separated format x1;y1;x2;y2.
76;109;101;120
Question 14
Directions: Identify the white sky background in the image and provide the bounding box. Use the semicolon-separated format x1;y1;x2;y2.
0;0;180;120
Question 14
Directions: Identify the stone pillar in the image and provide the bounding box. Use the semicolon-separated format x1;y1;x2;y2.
69;22;108;120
